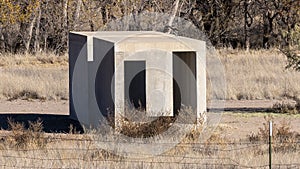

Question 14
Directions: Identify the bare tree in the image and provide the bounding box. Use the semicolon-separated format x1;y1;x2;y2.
34;1;42;53
25;14;37;53
243;0;252;51
165;0;180;34
62;0;69;51
0;0;299;54
73;0;82;30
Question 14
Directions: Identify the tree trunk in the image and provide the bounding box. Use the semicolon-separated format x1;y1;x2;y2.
62;0;69;52
263;13;269;49
101;6;107;26
73;0;82;30
35;2;42;53
25;14;37;53
213;0;220;46
188;7;203;31
263;11;275;49
166;0;180;34
63;0;69;30
44;34;48;51
0;27;5;52
244;0;250;51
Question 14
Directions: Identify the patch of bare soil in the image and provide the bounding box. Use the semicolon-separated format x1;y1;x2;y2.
0;99;68;115
0;99;293;115
215;113;300;141
0;99;299;140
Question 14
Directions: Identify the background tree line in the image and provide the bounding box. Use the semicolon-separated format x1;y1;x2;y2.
0;0;299;55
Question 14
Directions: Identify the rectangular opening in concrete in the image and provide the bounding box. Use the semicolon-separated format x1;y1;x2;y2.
124;61;146;111
173;52;197;116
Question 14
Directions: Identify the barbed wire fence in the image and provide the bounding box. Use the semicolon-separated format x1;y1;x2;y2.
0;136;299;169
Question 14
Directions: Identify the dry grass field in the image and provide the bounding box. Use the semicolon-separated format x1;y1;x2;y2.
1;49;300;102
212;49;300;101
0;53;68;101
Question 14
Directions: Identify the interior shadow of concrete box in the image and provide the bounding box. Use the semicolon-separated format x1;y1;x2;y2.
69;31;206;128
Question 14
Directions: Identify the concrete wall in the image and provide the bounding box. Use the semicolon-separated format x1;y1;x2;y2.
69;33;88;121
69;31;206;128
69;33;115;127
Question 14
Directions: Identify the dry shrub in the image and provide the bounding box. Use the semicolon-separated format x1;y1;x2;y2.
4;118;48;149
248;116;299;153
111;106;204;138
272;101;298;114
162;111;207;156
36;55;68;65
291;96;300;113
206;132;229;145
202;132;230;155
68;124;81;134
104;106;207;156
7;89;46;101
114;110;175;138
87;149;123;161
296;102;300;112
274;120;299;153
163;123;206;156
184;129;230;156
272;95;300;114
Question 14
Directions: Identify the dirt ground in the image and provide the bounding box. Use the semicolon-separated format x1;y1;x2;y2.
214;112;300;140
0;99;292;115
0;99;299;140
0;99;69;115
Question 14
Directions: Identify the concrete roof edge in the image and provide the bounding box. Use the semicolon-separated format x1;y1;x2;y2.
69;31;205;44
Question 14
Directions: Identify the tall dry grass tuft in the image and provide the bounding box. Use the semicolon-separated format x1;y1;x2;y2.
4;118;47;149
116;115;175;138
247;116;299;153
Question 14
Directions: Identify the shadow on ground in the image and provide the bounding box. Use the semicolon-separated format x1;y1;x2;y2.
0;106;272;133
208;107;273;112
0;114;83;133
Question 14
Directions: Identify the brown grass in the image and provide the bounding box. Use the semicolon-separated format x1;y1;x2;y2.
209;48;300;100
0;116;299;168
0;53;68;100
248;116;299;156
4;118;47;149
1;49;300;101
272;101;299;114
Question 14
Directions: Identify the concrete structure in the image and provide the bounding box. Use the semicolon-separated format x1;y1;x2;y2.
69;31;206;127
